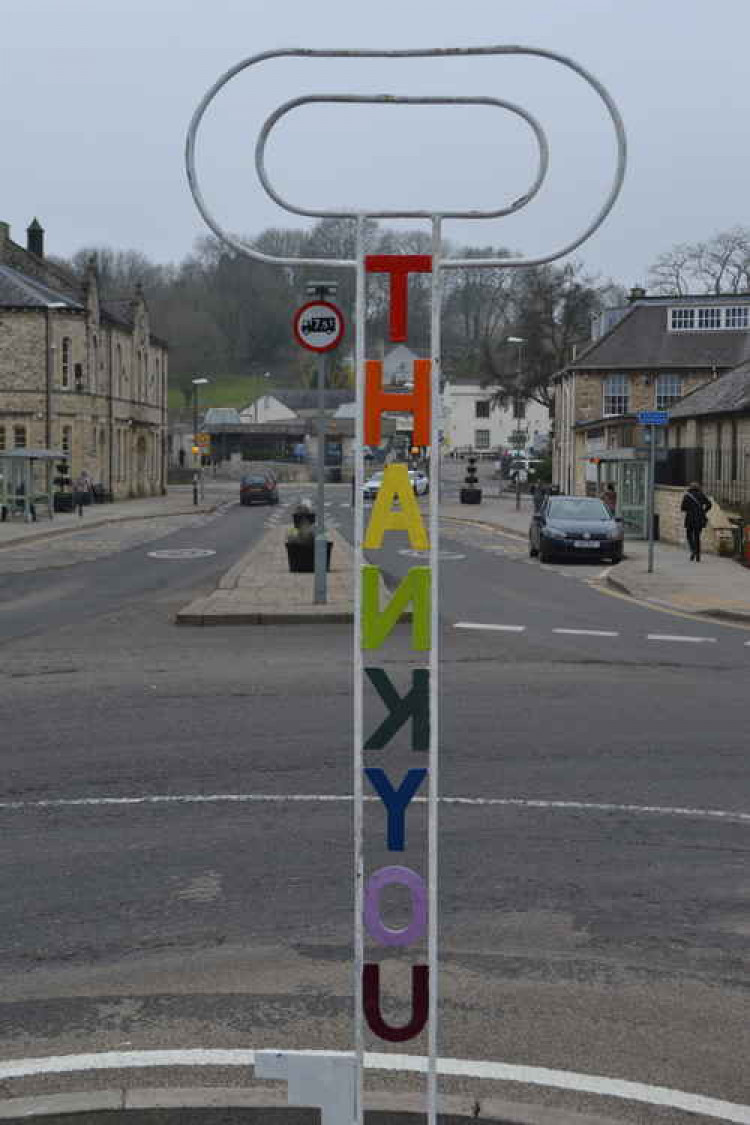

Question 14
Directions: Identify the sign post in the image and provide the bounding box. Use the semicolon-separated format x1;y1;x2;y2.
293;296;345;604
638;411;669;573
187;46;626;1125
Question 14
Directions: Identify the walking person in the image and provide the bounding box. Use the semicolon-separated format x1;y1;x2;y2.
73;470;92;517
601;481;617;516
681;481;712;562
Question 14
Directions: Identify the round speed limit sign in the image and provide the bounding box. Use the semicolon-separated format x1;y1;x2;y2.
293;300;345;353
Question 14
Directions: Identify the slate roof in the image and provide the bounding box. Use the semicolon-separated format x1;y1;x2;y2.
0;264;83;310
569;299;750;371
669;360;750;418
272;388;355;411
203;407;242;425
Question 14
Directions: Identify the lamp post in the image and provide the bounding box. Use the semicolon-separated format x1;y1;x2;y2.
191;376;209;503
506;337;527;509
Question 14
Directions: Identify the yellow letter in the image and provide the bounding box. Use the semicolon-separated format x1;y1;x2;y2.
364;464;429;550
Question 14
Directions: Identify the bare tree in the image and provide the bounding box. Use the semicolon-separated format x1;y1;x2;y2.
648;226;750;295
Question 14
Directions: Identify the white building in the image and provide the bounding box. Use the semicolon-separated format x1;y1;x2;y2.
441;380;549;456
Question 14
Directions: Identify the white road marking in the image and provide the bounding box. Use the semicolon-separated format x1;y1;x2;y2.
647;633;717;644
147;548;216;559
454;622;526;632
553;628;619;637
0;792;746;823
0;1049;747;1122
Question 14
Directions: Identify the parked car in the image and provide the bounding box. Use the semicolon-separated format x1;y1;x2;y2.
529;495;624;563
363;472;385;502
408;470;429;496
240;470;279;506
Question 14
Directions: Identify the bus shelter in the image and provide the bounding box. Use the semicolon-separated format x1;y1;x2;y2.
0;448;63;523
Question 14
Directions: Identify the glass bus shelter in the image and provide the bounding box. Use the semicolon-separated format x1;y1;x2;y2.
0;448;63;523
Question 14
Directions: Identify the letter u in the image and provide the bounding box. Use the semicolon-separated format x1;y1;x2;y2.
362;962;429;1042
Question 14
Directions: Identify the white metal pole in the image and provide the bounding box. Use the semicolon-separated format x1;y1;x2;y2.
353;215;366;1125
428;215;442;1125
315;350;327;604
647;423;656;573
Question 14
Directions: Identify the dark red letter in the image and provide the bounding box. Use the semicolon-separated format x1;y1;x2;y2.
363;963;429;1042
365;255;432;342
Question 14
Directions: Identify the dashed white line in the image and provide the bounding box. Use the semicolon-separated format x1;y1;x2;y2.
454;622;526;632
553;628;619;637
647;633;717;644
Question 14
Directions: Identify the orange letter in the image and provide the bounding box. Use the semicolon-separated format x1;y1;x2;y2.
365;359;431;447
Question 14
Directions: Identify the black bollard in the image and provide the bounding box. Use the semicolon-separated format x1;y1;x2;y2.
460;456;482;505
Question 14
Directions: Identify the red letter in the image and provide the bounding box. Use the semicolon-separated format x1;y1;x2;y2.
365;359;431;447
362;963;429;1042
365;255;432;342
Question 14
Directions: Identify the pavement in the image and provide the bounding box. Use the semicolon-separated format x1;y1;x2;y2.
0;485;227;549
441;482;750;623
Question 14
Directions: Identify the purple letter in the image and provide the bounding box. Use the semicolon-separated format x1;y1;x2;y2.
364;865;428;947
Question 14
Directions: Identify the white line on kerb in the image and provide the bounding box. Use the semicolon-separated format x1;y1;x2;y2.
647;633;717;643
0;792;747;823
453;622;526;632
553;628;619;637
0;1049;747;1123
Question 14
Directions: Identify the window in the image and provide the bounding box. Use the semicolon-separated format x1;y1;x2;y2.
512;396;526;420
475;400;490;419
656;373;683;410
474;429;490;449
61;337;71;388
698;307;721;330
116;344;123;395
74;363;84;392
604;373;629;415
725;306;749;329
61;425;72;454
13;425;27;449
670;308;695;331
92;335;98;390
0;426;5;452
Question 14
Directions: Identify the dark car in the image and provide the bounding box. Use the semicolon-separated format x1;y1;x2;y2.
240;470;279;506
529;495;624;563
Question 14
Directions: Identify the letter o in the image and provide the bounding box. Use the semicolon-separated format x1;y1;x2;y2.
363;865;427;947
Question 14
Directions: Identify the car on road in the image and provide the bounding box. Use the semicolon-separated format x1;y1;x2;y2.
529;494;624;563
408;470;429;496
240;470;279;506
363;472;385;502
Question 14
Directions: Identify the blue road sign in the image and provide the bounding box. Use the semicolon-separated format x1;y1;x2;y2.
638;409;670;425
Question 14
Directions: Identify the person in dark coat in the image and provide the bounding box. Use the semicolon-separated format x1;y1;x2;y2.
681;481;712;561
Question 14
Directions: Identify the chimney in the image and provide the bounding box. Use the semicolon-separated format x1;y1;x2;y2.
629;285;646;303
27;217;44;257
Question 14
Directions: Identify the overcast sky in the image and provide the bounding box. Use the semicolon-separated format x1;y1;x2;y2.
2;0;748;289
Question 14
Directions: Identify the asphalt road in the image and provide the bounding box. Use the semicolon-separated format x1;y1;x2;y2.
0;483;747;1124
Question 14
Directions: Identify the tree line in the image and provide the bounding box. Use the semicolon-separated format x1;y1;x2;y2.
62;220;748;410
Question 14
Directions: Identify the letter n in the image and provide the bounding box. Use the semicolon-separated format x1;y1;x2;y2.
361;566;430;651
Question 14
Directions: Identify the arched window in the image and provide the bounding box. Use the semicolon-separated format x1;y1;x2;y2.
61;337;71;388
603;374;629;416
116;343;123;396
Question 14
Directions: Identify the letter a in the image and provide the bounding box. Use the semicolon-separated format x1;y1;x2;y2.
364;464;429;550
365;668;429;751
363;963;429;1042
361;566;430;651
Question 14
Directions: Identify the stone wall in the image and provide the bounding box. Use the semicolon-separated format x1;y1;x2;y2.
656;484;737;554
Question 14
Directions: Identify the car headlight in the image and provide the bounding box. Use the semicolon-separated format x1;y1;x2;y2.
543;526;567;539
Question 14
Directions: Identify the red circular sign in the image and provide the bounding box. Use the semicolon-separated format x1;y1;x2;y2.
293;300;345;353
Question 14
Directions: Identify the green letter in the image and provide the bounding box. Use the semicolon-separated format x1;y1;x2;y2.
361;566;430;651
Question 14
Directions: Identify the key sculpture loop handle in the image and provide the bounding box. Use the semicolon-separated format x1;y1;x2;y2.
185;44;626;268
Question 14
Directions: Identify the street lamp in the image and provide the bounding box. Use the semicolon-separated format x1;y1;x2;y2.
191;376;210;503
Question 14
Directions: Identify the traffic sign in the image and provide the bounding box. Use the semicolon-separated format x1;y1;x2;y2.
293;300;345;352
195;431;210;444
637;411;669;426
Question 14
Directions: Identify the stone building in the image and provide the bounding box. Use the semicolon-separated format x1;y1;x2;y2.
0;218;168;499
552;290;750;537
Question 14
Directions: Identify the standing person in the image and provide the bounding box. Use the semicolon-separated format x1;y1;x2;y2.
73;470;91;517
601;481;617;515
681;481;712;561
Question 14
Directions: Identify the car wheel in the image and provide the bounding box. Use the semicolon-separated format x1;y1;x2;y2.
539;542;553;564
610;545;623;563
